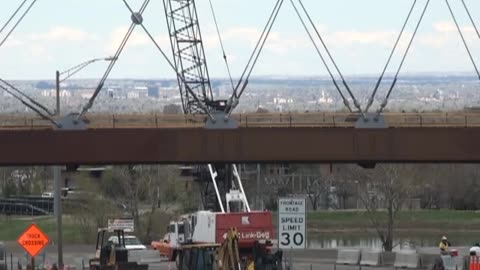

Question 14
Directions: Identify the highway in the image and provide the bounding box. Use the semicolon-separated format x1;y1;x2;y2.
1;112;480;129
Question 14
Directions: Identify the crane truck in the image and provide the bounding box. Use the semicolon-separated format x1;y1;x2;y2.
152;165;283;269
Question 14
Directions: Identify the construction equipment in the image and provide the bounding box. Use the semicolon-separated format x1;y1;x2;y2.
151;1;283;268
152;172;284;269
174;227;282;270
89;228;148;270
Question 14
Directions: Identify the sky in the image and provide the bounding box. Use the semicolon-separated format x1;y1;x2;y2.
1;0;480;80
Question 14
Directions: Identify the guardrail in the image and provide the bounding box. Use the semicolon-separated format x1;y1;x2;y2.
1;112;480;129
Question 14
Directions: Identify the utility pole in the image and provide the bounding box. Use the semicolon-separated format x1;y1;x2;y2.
53;166;63;268
54;70;63;269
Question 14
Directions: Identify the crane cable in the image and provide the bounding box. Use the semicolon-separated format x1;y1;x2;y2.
0;0;39;48
208;0;235;92
376;0;431;116
446;0;480;80
78;0;150;118
226;0;285;115
0;0;55;124
365;0;418;113
289;0;353;113
0;78;55;116
296;0;363;115
106;0;215;120
0;0;28;34
0;84;58;127
129;0;213;119
461;0;480;41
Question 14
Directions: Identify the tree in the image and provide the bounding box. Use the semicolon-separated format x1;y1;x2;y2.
99;165;193;242
349;164;414;251
163;104;182;114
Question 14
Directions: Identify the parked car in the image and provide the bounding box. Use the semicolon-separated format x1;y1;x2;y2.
41;192;53;198
108;235;146;250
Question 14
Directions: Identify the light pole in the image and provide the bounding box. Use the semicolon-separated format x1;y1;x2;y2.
55;57;116;116
53;56;116;269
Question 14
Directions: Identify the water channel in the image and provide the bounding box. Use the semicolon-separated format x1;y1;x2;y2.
308;231;480;250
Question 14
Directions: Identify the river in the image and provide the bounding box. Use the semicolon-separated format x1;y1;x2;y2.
308;231;480;250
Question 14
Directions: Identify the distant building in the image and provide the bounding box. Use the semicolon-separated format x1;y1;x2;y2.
127;91;140;99
148;86;159;98
134;86;148;98
41;89;71;98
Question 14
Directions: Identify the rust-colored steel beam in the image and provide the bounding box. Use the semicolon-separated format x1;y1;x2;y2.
0;127;478;165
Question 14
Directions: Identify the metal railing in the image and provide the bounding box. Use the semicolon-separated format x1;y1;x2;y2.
0;112;480;129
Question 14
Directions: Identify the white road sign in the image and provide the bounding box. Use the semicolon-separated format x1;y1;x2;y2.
278;197;306;249
108;218;134;232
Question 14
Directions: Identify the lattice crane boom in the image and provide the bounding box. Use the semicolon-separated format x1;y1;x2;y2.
163;0;215;114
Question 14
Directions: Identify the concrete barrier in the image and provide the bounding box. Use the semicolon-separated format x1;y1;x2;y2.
394;251;422;269
335;249;361;270
360;250;383;266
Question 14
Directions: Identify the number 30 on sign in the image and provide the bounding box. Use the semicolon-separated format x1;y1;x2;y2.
278;198;306;249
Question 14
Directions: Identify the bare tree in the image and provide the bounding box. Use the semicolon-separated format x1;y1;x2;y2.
350;164;414;251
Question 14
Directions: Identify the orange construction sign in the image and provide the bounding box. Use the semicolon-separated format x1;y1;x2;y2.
17;223;49;257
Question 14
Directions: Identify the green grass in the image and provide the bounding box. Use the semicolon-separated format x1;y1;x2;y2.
0;216;83;243
2;210;480;243
274;210;480;231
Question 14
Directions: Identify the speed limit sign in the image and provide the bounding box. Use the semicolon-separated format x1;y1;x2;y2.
278;198;306;249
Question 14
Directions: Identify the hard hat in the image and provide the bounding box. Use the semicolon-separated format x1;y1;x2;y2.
442;236;447;240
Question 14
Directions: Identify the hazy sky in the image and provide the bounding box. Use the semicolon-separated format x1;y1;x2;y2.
1;0;480;80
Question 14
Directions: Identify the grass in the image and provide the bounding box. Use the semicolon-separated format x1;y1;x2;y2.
275;210;480;231
2;210;480;243
0;215;83;243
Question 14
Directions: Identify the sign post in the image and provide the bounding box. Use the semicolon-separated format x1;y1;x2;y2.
278;197;306;249
17;224;49;269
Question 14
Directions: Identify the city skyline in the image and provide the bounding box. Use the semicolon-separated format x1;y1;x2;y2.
1;0;480;80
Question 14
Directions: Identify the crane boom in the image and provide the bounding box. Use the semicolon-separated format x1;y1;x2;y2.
163;0;214;114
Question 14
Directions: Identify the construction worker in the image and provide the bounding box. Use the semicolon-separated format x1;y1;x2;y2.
439;236;450;254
